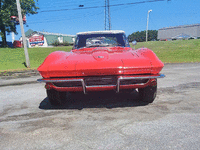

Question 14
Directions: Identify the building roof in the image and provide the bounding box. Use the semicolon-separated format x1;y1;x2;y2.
159;24;200;30
37;31;75;37
77;30;125;35
25;29;75;38
25;29;35;37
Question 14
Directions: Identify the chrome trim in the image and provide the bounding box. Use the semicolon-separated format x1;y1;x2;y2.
37;74;165;94
38;78;86;94
85;85;115;88
117;80;149;92
117;79;148;93
116;74;165;92
118;74;165;80
37;79;83;83
82;79;86;94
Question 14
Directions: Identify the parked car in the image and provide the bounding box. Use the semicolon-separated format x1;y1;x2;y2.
0;41;13;47
13;40;22;48
37;30;165;105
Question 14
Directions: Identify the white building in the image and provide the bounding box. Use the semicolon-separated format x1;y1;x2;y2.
22;29;75;47
158;24;200;40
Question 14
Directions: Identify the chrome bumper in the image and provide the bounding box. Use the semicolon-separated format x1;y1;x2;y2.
37;74;165;94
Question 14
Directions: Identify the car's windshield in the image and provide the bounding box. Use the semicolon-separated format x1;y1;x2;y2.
74;33;129;49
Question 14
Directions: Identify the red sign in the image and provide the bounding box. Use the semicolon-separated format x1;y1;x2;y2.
29;35;44;45
11;16;26;24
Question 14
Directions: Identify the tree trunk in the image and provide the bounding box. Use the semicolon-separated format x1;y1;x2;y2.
0;0;7;47
1;26;7;47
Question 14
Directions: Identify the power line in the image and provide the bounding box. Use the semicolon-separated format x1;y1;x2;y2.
26;1;199;26
38;0;103;10
27;10;104;24
39;0;166;13
26;0;174;25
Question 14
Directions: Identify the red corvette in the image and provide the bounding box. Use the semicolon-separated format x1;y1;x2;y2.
38;30;165;105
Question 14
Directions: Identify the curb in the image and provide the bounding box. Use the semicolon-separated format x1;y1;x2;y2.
0;76;41;87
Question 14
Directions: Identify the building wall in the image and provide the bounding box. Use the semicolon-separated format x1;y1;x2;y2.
44;35;58;45
43;37;48;47
44;35;75;45
158;24;200;40
63;36;74;43
198;26;200;37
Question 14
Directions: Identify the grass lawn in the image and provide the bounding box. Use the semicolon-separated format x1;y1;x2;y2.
133;39;200;63
0;46;72;71
0;39;200;71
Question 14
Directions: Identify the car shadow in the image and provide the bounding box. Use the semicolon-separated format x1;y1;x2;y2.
39;90;149;110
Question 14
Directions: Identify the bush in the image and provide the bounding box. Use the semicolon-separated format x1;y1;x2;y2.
188;37;195;40
51;40;60;46
51;40;73;46
63;41;70;46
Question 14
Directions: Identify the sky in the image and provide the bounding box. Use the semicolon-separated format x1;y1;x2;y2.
6;0;200;42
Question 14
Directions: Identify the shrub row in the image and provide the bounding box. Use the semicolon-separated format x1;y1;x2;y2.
51;40;74;46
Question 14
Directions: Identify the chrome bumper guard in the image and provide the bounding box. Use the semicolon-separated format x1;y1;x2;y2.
37;74;165;94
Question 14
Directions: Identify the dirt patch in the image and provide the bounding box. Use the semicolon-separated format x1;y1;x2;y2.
0;70;40;79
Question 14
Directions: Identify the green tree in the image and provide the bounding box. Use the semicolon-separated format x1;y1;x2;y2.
128;30;158;42
0;0;39;47
148;30;158;41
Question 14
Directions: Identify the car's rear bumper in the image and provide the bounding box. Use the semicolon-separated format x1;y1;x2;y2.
37;74;165;93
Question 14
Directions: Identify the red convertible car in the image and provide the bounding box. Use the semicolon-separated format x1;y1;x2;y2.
38;30;164;105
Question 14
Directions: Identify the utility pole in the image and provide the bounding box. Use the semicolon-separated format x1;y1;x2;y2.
107;0;111;30
104;0;111;30
104;0;107;30
16;0;30;68
12;32;15;43
146;9;152;42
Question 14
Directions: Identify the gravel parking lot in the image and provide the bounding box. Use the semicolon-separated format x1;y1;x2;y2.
0;63;200;150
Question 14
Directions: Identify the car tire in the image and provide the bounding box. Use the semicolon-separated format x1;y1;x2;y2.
46;89;66;105
139;80;157;103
